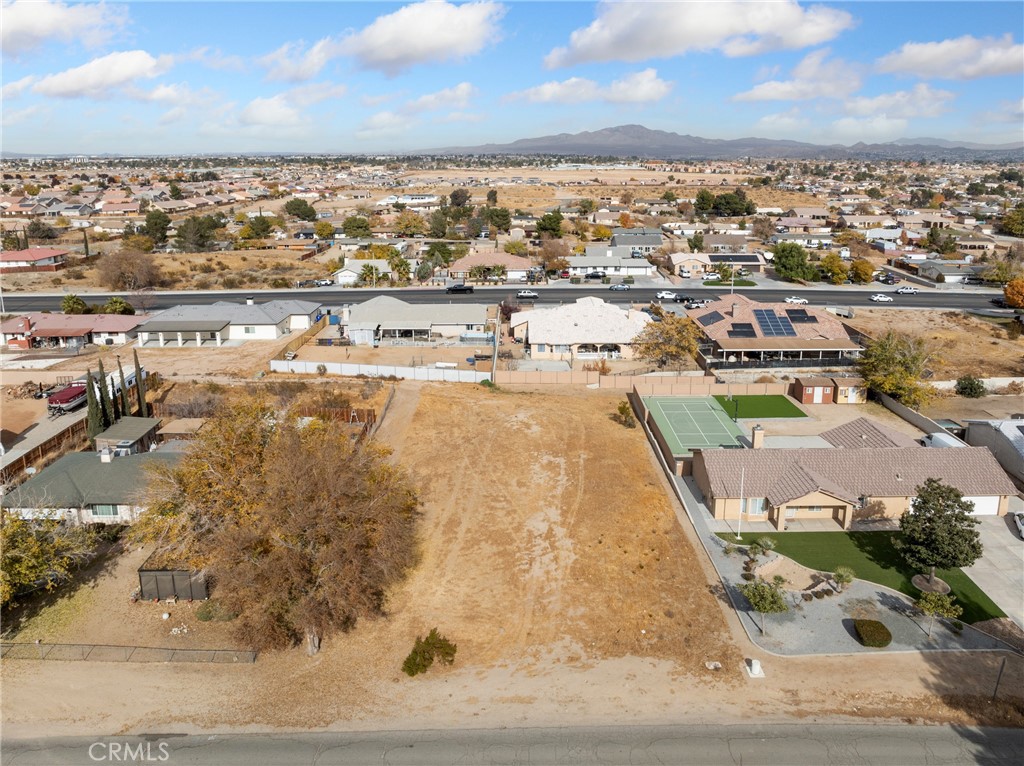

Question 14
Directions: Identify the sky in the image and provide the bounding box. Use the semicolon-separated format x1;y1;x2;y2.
2;0;1022;155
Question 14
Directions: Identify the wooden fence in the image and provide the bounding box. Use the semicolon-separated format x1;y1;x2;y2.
272;316;329;362
1;418;89;482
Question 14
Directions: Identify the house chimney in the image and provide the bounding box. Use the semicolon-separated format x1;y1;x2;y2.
246;296;254;305
99;448;113;463
732;303;739;317
751;424;765;449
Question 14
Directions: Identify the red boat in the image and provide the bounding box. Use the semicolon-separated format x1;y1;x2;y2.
47;381;88;414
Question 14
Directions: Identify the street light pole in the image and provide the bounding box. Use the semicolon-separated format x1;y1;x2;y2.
736;467;745;541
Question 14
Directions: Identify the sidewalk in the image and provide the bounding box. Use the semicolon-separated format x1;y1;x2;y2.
671;474;1014;656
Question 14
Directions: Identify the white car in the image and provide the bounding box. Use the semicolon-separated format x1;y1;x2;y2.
655;291;677;300
869;293;894;302
784;296;808;305
516;290;539;300
1013;512;1024;540
895;286;918;294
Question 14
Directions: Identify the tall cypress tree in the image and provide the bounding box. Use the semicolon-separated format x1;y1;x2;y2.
133;349;148;417
117;357;131;417
96;358;114;428
85;368;103;440
82;229;90;258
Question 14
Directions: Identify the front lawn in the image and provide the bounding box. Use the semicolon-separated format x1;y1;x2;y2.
712;394;806;419
718;531;1004;624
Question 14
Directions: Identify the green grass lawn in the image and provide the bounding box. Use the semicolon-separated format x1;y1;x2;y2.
717;531;1005;624
712;394;806;419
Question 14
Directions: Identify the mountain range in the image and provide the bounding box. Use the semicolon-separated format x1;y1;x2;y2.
424;124;1024;161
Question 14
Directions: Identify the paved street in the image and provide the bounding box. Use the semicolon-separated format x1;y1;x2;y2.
3;724;1022;765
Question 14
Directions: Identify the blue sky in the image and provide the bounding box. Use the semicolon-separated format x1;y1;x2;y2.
2;1;1022;154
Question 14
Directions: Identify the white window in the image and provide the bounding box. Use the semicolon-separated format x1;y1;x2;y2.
244;326;256;334
742;497;766;515
554;345;570;353
805;387;813;394
536;344;546;352
824;388;831;394
91;504;118;517
809;505;822;513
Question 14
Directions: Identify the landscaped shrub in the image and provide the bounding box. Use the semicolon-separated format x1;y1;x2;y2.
813;590;826;599
741;572;755;581
802;592;814;602
402;628;457;677
854;619;892;648
954;374;986;398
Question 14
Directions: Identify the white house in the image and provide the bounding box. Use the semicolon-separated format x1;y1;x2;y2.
136;299;322;347
565;255;656;277
509;297;651;361
345;296;489;345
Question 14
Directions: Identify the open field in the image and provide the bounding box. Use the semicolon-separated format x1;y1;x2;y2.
721;532;1005;625
846;309;1024;379
2;383;1021;736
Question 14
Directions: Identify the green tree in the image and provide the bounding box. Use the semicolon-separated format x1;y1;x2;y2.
131;401;418;655
486;207;511;232
402;628;457;676
144;209;172;244
415;261;434;282
857;330;935;409
27;220;58;239
738;578;788;636
0;511;95;608
925;227;957;255
998;203;1024;237
895;478;983;587
832;565;855;592
915;592;963;638
772;242;818;281
61;294;89;314
247;215;273;239
133;349;148;416
631;314;701;369
96;359;114;428
314;220;335;240
85;367;103;439
578;198;596;215
486;189;498;206
425;242;453;267
687;231;705;252
428;209;448;238
174;215;218;252
694;189;715;214
504;240;527;255
116;356;131;418
449;188;471;208
342;216;372;238
1;229;21;251
536;211;564;237
103;297;136;315
359;263;381;286
283;198;317;221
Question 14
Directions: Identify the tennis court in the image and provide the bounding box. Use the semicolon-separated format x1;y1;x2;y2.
642;396;746;455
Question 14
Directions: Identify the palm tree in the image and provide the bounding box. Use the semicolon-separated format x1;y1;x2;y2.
359;264;381;286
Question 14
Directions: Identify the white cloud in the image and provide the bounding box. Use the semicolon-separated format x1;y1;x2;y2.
877;34;1024;80
33;50;174;98
286;82;348;108
831;115;907;142
545;0;853;68
436;111;484;124
259;38;341;82
158;107;187;125
734;49;859;101
361;92;398;107
511;68;672;104
405;82;476;112
755;109;809;133
186;47;247;73
355;111;408;139
980;98;1024;124
844;83;954;119
1;0;127;57
239;95;302;127
2;75;36;99
1;104;44;127
343;1;505;76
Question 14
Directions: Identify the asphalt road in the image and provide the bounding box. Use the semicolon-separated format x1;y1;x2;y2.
0;285;1009;314
3;724;1022;765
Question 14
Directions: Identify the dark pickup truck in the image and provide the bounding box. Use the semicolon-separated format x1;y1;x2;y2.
445;283;475;294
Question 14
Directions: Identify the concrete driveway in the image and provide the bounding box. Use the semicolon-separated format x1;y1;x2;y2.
964;513;1024;628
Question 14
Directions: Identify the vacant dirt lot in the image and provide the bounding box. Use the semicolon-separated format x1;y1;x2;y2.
2;383;1021;736
847;309;1024;379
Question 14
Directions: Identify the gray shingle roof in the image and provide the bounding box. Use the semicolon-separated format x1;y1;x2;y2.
820;417;920;449
139;300;321;332
348;295;487;331
698;447;1015;506
2;452;181;509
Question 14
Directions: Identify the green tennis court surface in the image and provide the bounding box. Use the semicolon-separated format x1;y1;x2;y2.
643;396;745;455
712;395;807;419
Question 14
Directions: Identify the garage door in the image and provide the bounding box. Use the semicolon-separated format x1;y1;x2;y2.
962;496;1000;516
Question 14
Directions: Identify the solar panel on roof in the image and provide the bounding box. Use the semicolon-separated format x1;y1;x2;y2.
727;322;757;338
785;309;818;324
753;308;797;337
698;310;724;326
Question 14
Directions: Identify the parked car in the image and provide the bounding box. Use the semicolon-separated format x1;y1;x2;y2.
559;270;570;279
895;286;918;294
445;284;474;294
672;295;692;303
684;299;711;309
516;290;539;300
609;283;630;291
584;271;607;280
991;297;1008;308
655;291;677;300
314;279;334;287
784;296;808;304
1014;511;1024;539
869;293;894;302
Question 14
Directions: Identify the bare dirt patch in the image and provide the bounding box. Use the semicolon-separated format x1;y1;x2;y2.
847;309;1024;379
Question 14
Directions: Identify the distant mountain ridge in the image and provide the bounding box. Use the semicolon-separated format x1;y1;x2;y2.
424;124;1024;160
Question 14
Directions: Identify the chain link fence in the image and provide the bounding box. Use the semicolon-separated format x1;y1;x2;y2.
0;642;256;663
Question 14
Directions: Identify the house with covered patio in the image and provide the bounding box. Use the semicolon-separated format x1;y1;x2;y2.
136;299;321;347
509;297;650;361
688;295;864;371
344;296;489;345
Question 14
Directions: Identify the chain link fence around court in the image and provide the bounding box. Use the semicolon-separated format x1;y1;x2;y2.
0;642;256;663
